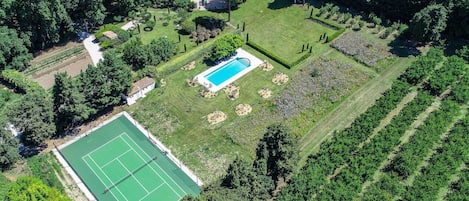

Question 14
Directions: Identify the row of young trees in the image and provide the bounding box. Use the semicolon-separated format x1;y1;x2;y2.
315;91;434;200
363;98;461;200
327;0;469;41
402;115;469;200
183;124;299;201
276;80;411;200
425;55;467;95
399;47;444;85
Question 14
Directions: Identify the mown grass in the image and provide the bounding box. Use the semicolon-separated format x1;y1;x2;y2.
230;0;337;62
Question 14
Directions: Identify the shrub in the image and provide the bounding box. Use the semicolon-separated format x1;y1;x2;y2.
141;12;152;22
144;20;156;31
210;34;244;62
194;16;226;30
181;19;196;34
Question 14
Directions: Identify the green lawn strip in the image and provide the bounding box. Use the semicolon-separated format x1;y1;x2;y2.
0;174;10;199
402;115;469;200
230;0;336;62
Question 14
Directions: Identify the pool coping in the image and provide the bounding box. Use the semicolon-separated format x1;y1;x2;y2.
194;48;263;92
53;111;203;201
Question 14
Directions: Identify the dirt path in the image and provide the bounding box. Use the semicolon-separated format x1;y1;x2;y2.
298;57;414;164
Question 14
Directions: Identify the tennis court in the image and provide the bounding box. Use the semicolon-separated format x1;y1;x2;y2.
59;113;200;201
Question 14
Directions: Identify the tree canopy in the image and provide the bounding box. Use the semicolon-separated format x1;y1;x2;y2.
210;34;244;62
0;26;32;71
7;90;55;146
5;177;70;201
409;4;448;42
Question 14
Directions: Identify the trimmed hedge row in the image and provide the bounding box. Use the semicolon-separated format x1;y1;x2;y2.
246;41;291;68
1;69;43;93
308;17;346;43
246;41;311;69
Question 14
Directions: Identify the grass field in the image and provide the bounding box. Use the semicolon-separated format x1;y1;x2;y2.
230;0;337;62
60;114;199;201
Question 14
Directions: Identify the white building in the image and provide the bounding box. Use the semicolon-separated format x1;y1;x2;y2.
126;77;155;105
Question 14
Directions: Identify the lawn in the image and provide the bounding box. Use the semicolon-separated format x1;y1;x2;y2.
124;1;402;185
126;48;291;183
230;0;338;62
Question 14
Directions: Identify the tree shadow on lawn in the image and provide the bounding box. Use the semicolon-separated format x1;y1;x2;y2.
268;0;293;10
388;35;421;57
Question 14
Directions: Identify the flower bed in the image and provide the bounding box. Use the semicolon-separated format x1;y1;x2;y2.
275;57;369;119
331;32;391;67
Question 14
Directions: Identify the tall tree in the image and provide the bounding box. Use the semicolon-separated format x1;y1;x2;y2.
122;37;148;69
408;4;448;42
7;90;56;146
0;119;20;171
53;72;93;132
12;0;73;50
259;124;299;182
79;65;111;112
0;26;32;71
98;51;133;105
5;177;70;201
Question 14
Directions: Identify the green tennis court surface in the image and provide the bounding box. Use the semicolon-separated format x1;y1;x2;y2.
60;115;200;201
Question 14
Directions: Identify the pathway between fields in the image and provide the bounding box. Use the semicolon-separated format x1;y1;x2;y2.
298;57;414;165
83;35;103;66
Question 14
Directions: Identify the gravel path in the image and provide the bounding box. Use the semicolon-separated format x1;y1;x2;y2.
83;35;103;66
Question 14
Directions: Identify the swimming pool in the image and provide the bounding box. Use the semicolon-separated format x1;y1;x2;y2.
205;58;251;86
194;48;263;92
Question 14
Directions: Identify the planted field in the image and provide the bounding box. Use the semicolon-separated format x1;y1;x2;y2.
402;115;469;200
277;80;411;200
362;99;463;200
315;91;433;200
230;0;337;62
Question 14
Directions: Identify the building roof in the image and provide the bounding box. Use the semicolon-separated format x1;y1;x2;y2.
102;31;118;40
129;77;155;96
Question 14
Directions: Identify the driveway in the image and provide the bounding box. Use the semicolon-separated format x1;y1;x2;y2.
82;34;103;66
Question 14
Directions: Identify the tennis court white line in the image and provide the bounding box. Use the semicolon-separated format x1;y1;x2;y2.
82;155;120;201
89;155;128;201
119;135;182;198
120;134;188;197
100;149;133;169
85;133;125;159
116;159;150;193
139;183;165;201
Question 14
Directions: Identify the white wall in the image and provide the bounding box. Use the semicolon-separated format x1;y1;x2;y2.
126;83;155;105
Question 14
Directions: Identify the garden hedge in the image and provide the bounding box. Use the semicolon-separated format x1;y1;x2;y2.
246;41;311;69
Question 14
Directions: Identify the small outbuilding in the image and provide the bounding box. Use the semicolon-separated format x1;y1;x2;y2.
102;31;118;40
126;77;155;105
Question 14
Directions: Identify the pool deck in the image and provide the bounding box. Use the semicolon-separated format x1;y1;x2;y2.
194;48;263;92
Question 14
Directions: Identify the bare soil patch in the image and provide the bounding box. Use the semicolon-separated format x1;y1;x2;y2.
29;42;92;89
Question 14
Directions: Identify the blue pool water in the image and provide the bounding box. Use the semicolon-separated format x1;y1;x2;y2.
205;58;251;86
